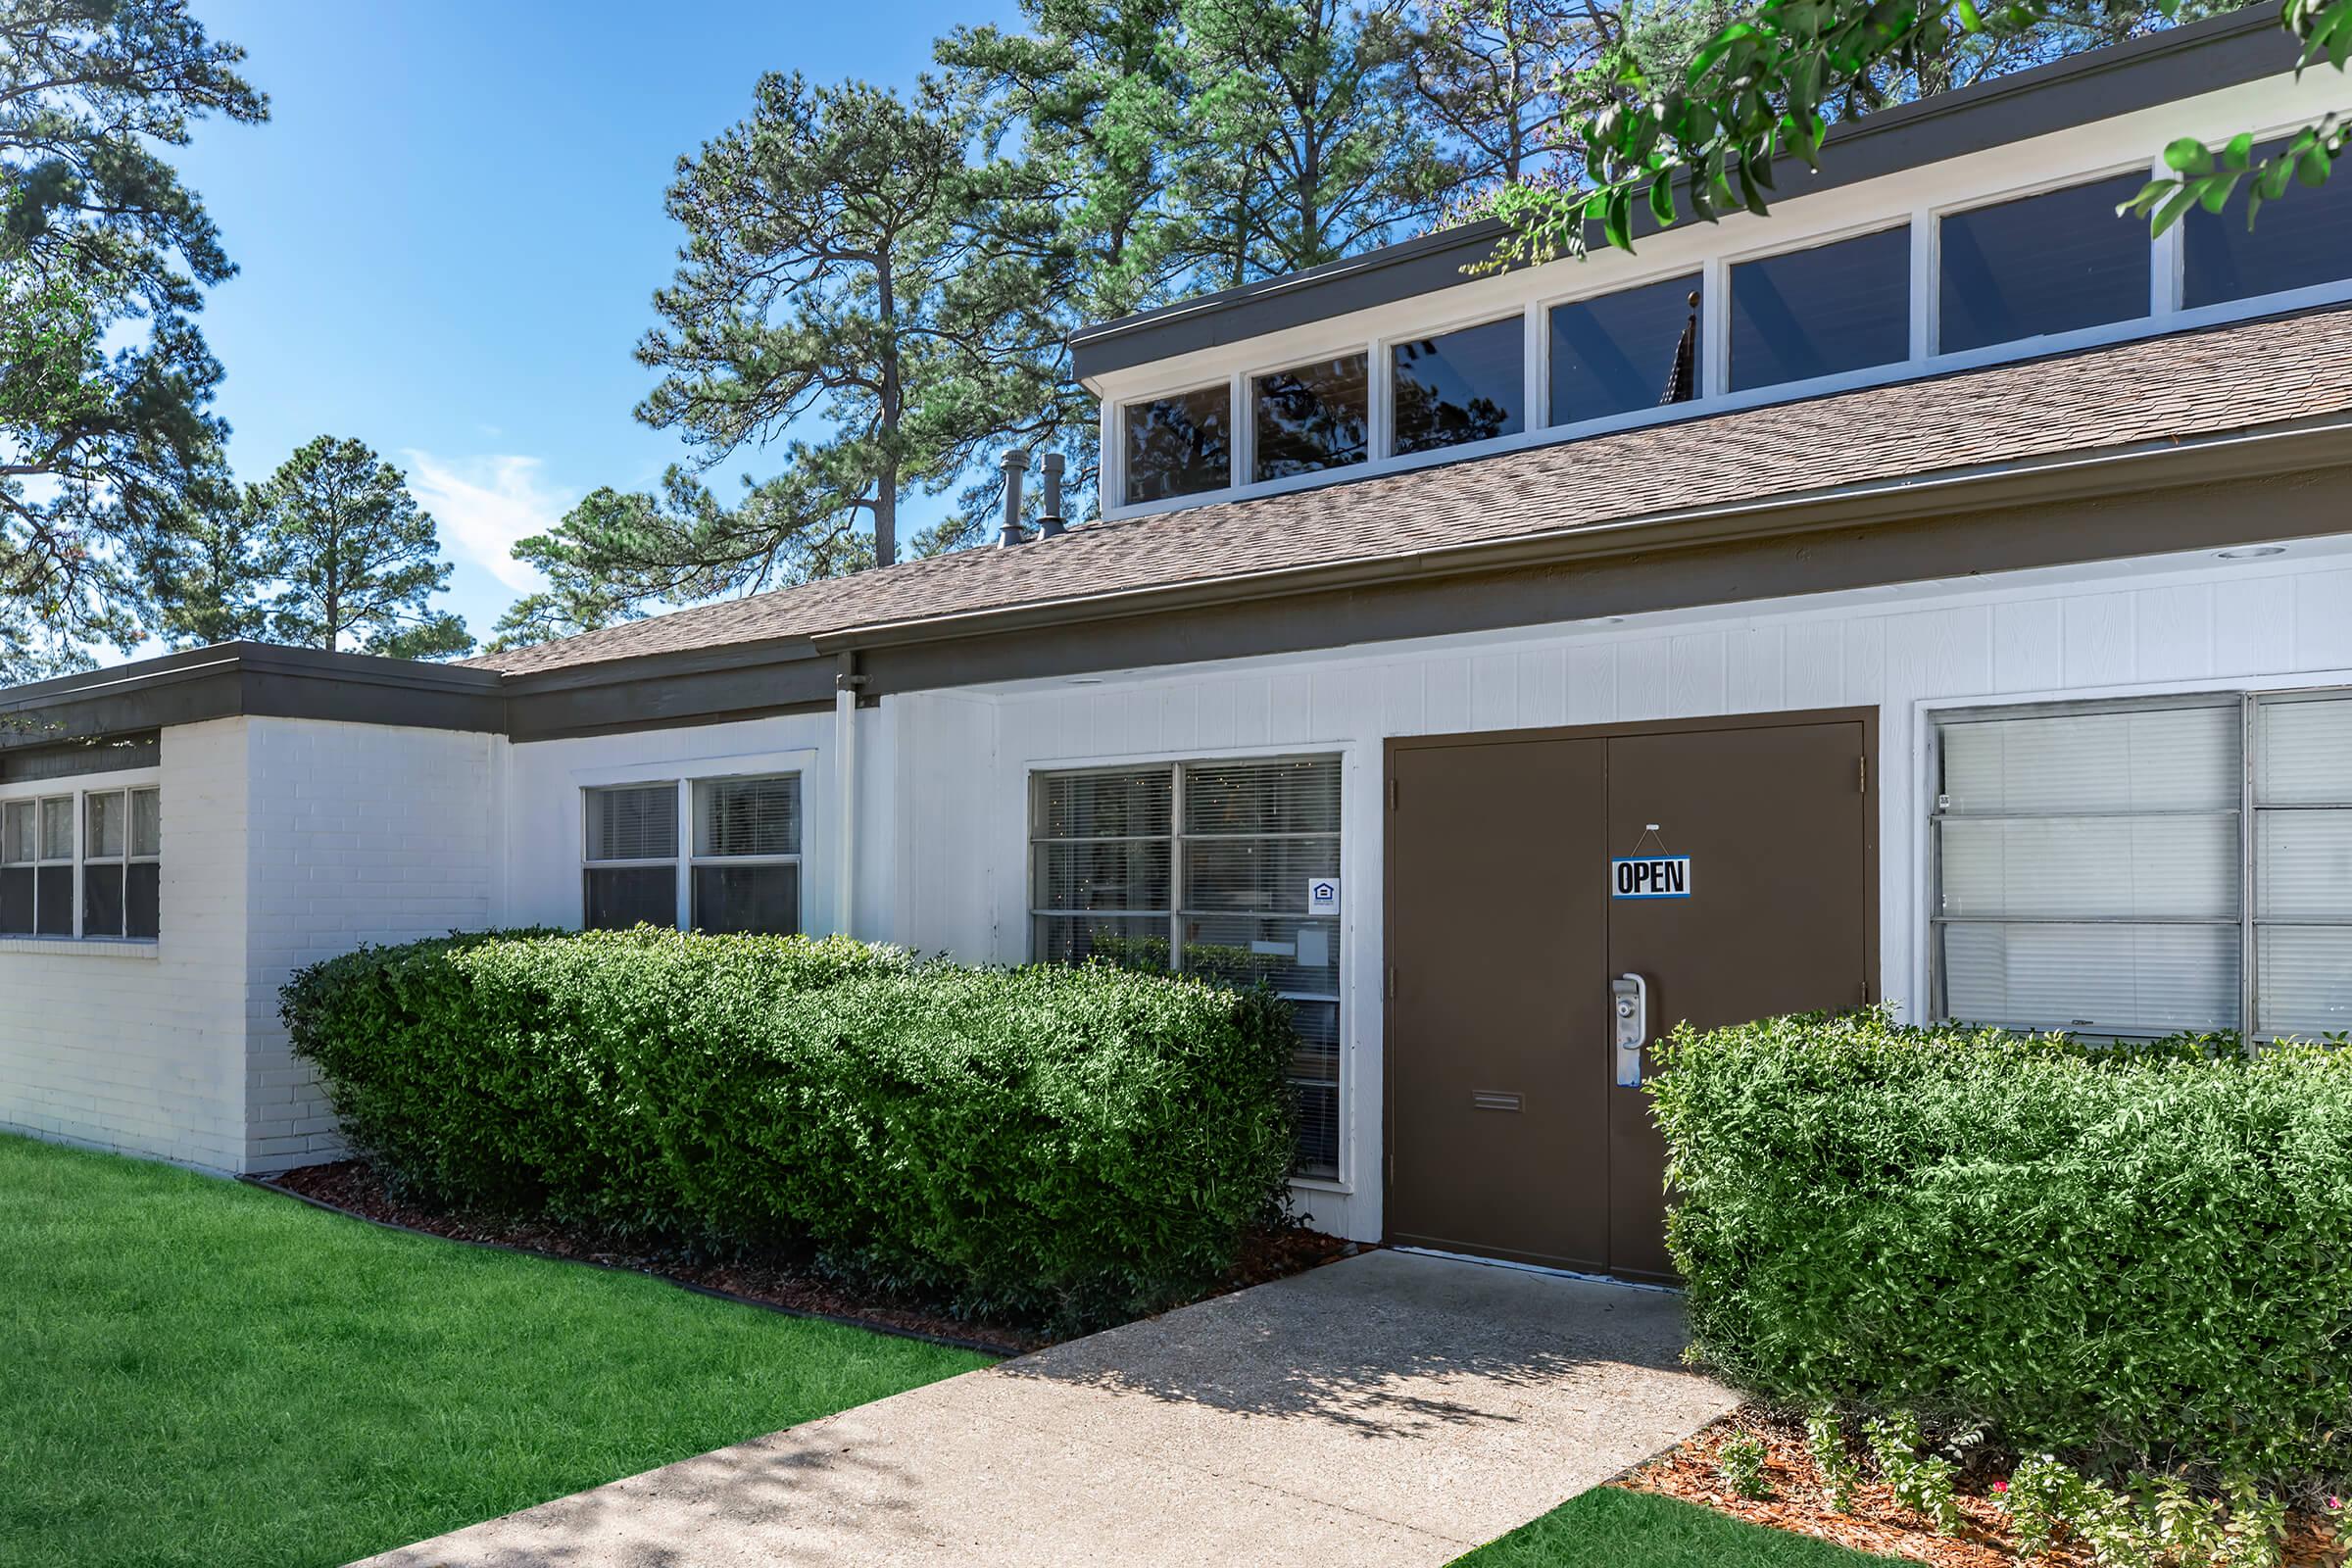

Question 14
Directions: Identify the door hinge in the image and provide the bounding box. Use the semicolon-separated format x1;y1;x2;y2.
1861;977;1872;1004
1388;777;1399;810
1857;755;1869;794
1386;965;1397;999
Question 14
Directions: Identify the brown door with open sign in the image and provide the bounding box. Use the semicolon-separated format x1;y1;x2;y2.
1385;709;1875;1281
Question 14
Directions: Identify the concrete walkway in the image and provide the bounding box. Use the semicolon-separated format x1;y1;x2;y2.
357;1250;1736;1568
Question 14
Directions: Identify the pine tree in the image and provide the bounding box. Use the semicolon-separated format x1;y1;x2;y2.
0;0;267;681
246;437;470;660
631;74;1058;580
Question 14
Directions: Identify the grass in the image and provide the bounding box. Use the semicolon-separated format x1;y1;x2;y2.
0;1133;992;1568
1452;1487;1900;1567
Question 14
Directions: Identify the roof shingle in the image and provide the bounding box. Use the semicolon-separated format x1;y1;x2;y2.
472;306;2352;677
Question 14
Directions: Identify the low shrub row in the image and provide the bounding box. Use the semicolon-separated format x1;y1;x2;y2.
280;929;1299;1330
1650;1008;2352;1490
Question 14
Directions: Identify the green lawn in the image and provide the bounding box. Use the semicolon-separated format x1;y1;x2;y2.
1454;1487;1899;1567
0;1133;990;1568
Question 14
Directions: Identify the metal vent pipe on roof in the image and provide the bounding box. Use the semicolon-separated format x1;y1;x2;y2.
999;452;1029;547
1038;453;1065;537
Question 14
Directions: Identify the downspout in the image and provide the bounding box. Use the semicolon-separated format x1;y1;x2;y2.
834;651;864;937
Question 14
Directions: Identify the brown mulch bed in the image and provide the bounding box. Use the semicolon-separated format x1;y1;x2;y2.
261;1158;1355;1357
1616;1408;2347;1567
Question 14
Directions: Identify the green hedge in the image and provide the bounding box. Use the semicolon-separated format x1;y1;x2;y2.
280;929;1299;1329
1651;1008;2352;1488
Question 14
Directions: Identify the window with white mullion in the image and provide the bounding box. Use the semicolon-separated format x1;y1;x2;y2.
2251;692;2352;1039
80;787;161;940
583;780;681;931
1932;699;2245;1036
1030;755;1347;1177
690;773;803;935
1933;689;2352;1042
0;794;75;937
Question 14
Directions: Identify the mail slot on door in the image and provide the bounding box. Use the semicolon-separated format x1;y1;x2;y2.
1611;973;1648;1087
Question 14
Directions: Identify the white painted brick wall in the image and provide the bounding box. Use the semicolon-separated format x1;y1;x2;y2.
0;717;248;1170
0;714;500;1175
239;717;496;1173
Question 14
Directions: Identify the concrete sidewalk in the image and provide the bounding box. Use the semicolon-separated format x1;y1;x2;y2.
356;1250;1736;1567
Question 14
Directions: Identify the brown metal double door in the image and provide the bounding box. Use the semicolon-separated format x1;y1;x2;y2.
1385;710;1875;1281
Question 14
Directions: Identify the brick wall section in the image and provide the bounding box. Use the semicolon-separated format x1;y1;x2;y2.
239;717;497;1173
0;717;249;1169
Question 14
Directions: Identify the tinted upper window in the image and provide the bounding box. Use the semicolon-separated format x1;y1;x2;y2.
2184;138;2352;309
1392;318;1524;455
1253;354;1368;482
1939;172;2150;355
1548;274;1701;427
1730;227;1911;392
1124;386;1231;505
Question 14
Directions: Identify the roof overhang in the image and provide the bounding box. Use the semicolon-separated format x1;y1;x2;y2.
11;408;2352;746
0;643;506;753
816;410;2352;661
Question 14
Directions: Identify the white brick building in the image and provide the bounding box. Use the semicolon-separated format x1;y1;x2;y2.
6;11;2351;1270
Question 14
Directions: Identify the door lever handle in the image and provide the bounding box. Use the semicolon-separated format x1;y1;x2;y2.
1611;973;1649;1088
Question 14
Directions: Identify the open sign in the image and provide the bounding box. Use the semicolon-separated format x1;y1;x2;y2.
1611;856;1691;899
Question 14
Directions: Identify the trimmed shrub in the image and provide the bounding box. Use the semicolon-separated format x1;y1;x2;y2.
281;929;1299;1330
1650;1008;2352;1489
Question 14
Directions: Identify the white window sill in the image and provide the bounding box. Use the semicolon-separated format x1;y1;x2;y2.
1289;1174;1352;1197
0;936;160;959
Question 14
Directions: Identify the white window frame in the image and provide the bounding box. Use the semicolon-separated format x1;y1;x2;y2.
688;772;805;935
581;778;684;931
1026;752;1347;1180
577;760;810;936
77;786;161;941
0;771;162;951
1246;351;1373;488
1927;684;2352;1042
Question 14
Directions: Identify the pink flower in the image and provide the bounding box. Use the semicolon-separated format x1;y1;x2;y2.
2328;1494;2343;1512
1992;1481;2010;1495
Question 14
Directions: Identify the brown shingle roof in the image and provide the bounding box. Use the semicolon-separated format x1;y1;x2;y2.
472;306;2352;677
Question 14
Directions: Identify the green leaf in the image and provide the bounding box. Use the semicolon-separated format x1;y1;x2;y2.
2196;171;2243;214
2164;137;2215;176
1735;157;1771;218
2150;183;2200;235
1648;169;1679;228
2118;175;2173;219
2222;131;2255;171
1954;0;1986;31
2298;144;2335;186
1603;187;1634;252
1686;22;1759;84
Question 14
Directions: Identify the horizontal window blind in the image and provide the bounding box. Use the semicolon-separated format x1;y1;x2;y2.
695;775;801;858
586;783;678;863
1936;688;2352;1041
1935;700;2242;1035
2254;694;2352;1037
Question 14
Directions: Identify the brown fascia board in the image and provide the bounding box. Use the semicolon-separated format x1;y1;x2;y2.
0;642;506;752
497;634;835;742
841;415;2352;695
1069;5;2298;379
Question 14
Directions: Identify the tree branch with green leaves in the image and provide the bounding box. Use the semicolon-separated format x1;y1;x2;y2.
1471;0;2348;272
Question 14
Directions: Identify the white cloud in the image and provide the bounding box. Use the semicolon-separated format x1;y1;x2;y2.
402;450;572;593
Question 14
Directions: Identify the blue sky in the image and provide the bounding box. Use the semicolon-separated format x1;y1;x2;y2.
172;0;1018;646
